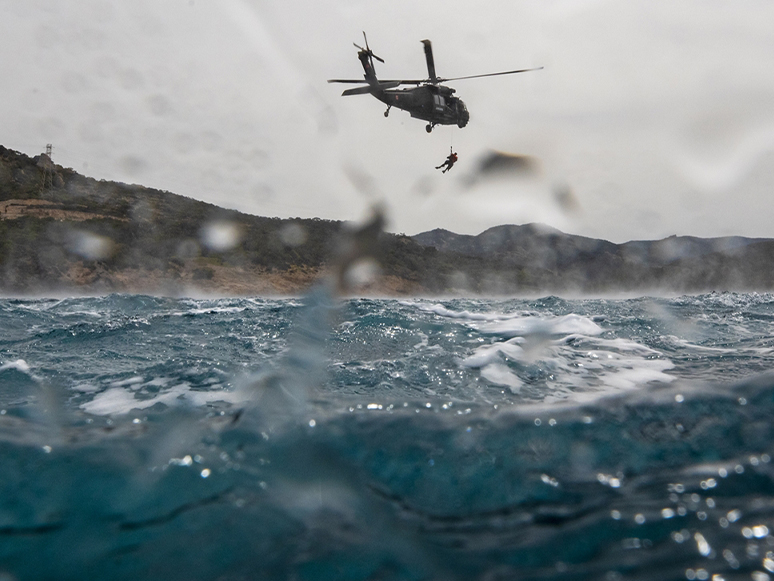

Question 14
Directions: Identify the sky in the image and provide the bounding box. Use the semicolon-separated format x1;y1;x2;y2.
1;0;774;243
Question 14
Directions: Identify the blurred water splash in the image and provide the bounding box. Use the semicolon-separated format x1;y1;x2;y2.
329;205;386;295
65;229;115;260
239;204;387;433
462;150;540;188
552;180;581;214
278;222;308;247
199;220;244;252
452;150;581;234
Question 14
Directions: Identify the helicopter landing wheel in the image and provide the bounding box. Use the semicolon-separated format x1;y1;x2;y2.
384;106;391;118
426;124;433;133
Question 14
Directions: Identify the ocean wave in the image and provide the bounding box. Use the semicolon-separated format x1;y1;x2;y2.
2;294;774;579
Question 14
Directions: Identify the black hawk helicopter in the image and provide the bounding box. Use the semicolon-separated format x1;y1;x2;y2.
328;33;542;133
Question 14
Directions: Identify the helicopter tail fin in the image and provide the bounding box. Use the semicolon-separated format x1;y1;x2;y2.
353;31;383;88
358;50;379;87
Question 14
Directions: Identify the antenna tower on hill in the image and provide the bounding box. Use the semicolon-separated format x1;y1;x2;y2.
39;143;55;193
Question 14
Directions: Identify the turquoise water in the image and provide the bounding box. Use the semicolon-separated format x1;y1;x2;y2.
1;292;774;580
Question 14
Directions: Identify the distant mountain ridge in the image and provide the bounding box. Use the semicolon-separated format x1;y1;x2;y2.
3;143;774;296
412;224;763;268
411;224;774;292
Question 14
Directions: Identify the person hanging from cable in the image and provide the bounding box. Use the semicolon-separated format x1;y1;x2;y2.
435;147;458;173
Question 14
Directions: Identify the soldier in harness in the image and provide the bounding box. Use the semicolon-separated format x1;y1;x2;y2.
436;148;458;173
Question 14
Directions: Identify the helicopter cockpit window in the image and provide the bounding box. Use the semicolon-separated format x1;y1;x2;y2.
433;95;446;111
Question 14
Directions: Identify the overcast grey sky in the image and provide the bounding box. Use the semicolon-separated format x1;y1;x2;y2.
2;0;774;242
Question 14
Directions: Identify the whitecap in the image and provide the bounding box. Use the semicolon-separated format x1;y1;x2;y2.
0;359;31;374
480;363;523;393
476;314;604;338
459;313;675;402
81;383;250;416
109;376;145;388
72;382;100;393
461;341;525;368
81;387;151;416
415;303;605;339
412;302;510;322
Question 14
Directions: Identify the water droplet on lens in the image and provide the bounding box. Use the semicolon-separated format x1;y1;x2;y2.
278;222;307;247
200;220;243;252
753;525;770;538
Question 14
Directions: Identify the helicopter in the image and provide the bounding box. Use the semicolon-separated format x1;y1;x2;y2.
328;33;542;133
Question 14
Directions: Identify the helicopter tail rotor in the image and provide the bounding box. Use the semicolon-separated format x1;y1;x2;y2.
354;31;384;68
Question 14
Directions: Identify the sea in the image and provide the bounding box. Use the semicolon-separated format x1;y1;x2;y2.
1;290;774;581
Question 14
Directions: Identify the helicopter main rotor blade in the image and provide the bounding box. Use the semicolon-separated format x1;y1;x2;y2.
328;78;426;85
363;32;384;62
421;40;438;84
332;69;542;85
438;67;543;83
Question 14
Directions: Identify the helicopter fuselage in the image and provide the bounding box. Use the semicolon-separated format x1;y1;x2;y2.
375;84;469;129
352;48;468;131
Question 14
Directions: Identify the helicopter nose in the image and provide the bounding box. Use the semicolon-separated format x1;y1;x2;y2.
456;100;470;128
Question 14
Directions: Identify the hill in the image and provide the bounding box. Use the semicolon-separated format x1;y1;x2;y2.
2;144;774;296
0;145;454;295
411;224;774;293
